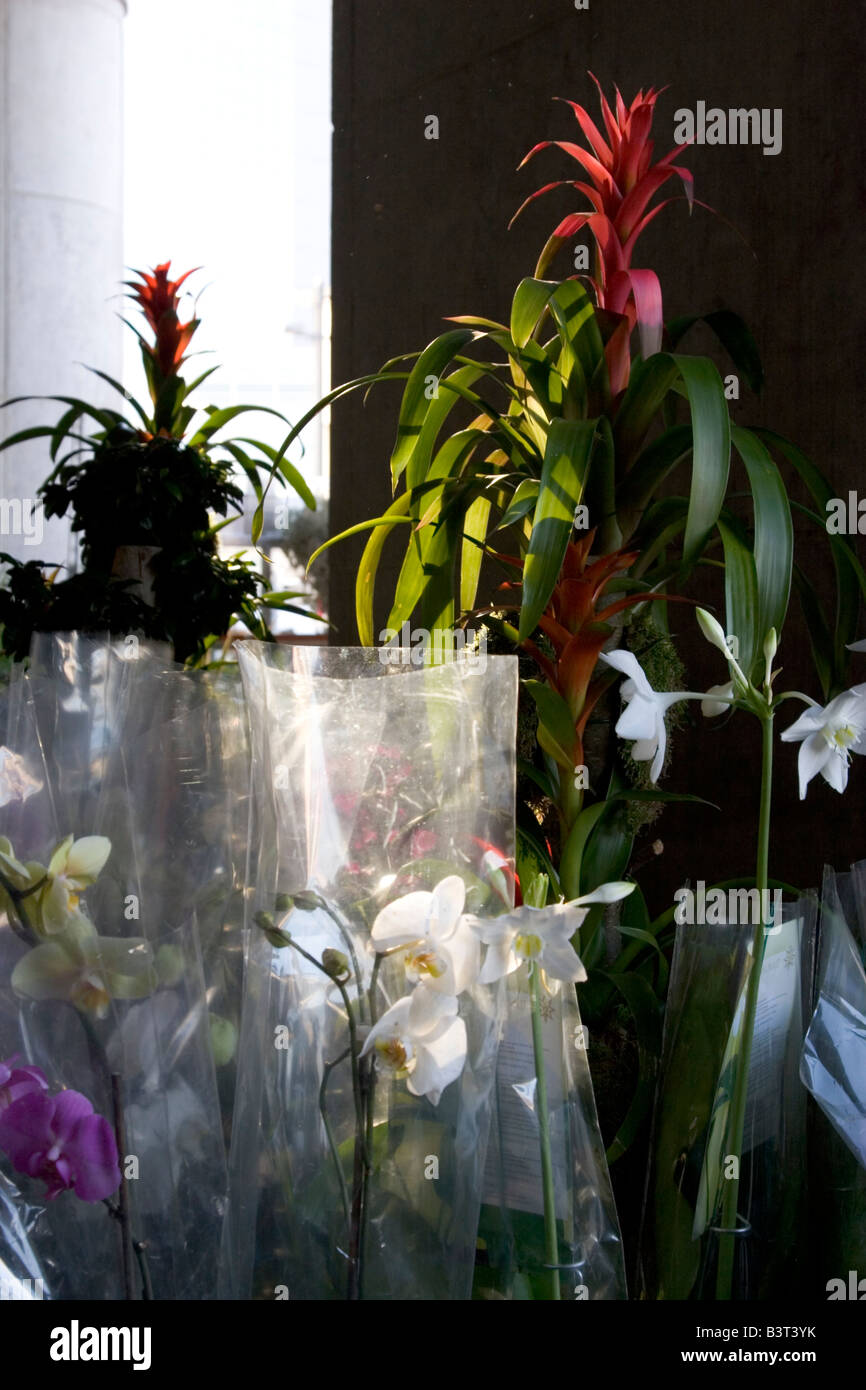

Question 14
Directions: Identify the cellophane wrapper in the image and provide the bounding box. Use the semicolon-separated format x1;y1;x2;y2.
474;958;627;1300
0;634;236;1299
222;644;519;1300
801;862;866;1287
638;896;817;1300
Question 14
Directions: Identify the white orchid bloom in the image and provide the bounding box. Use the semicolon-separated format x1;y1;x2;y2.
360;985;466;1105
470;881;634;984
598;649;712;783
701;681;735;718
780;685;866;799
11;913;157;1017
370;874;480;994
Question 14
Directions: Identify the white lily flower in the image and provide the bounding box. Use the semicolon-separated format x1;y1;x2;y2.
780;685;866;799
598;649;710;783
470;881;634;984
370;874;480;994
701;681;735;718
360;985;467;1105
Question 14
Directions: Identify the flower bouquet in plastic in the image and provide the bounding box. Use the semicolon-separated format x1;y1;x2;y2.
223;644;520;1300
0;634;231;1299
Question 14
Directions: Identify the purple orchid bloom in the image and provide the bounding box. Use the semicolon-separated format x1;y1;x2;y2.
0;1088;121;1202
0;1055;49;1112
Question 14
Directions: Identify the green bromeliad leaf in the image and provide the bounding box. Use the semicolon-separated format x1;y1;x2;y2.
518;418;600;640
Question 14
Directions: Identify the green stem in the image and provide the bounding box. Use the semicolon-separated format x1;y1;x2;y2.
358;953;383;1299
715;709;774;1300
0;869;39;947
319;902;368;1025
278;932;368;1300
319;1047;352;1235
529;963;560;1300
111;1073;136;1300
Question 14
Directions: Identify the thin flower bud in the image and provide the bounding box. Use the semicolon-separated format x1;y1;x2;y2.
292;890;326;912
321;948;351;981
696;607;730;657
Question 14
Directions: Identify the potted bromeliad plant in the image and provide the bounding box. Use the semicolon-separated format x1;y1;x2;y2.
250;77;863;1296
0;263;319;665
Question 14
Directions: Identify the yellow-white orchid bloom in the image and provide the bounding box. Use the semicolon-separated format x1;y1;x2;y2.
28;835;112;936
11;914;157;1018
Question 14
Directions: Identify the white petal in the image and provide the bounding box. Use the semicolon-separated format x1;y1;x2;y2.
65;836;111;884
478;935;517;983
650;711;667;783
408;984;457;1037
616;695;658;741
370;890;434;947
440;921;480;994
47;835;74;877
428;875;466;942
540;938;587;983
360;995;413;1057
630;736;658;763
780;707;822;742
847;638;866;652
821;750;849;794
702;682;734;718
598;648;654;698
573;881;634;906
408;1016;467;1105
797;733;832;800
469;916;516;946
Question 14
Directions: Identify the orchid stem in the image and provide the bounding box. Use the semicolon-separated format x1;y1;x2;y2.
111;1072;136;1300
277;931;369;1299
320;1047;352;1235
715;708;774;1300
529;963;561;1300
358;953;383;1299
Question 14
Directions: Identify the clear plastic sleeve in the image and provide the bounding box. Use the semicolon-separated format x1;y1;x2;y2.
638;896;816;1300
0;634;230;1299
222;644;519;1300
801;863;866;1287
475;962;627;1300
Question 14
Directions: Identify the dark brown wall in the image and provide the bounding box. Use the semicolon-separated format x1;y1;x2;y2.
330;0;866;913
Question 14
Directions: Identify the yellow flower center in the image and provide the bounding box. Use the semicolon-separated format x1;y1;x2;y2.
374;1035;415;1078
824;721;859;757
515;931;543;960
71;972;110;1018
405;949;446;982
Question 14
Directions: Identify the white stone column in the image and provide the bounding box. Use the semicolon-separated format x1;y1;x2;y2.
0;0;125;566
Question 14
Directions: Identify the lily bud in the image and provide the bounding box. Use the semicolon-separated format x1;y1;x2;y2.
696;607;731;658
274;892;294;912
763;628;778;689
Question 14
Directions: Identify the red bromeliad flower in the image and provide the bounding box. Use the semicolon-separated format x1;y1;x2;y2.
511;76;694;396
125;262;200;381
491;530;683;777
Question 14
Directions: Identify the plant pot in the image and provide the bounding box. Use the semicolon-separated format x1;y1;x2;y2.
111;545;162;607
